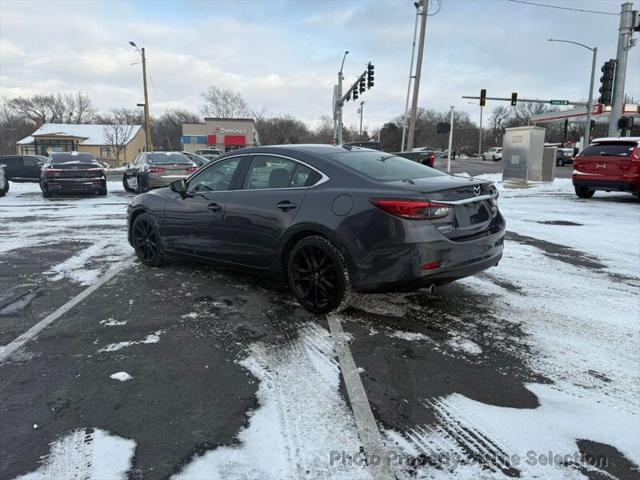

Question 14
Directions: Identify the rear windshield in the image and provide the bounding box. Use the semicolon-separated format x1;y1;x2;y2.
147;153;192;164
580;143;636;157
328;151;446;181
49;153;97;164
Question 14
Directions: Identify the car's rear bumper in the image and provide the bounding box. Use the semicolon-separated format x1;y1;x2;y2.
572;175;640;192
147;175;188;188
350;213;506;291
42;178;106;193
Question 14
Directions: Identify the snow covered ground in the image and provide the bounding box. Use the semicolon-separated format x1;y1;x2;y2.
2;177;638;480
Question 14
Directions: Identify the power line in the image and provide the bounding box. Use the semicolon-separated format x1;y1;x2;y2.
506;0;619;16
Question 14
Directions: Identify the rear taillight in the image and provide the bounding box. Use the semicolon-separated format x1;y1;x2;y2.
370;199;451;219
429;154;436;166
186;166;198;173
148;167;166;174
45;169;62;177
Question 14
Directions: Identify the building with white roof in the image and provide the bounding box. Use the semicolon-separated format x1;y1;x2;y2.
16;123;146;166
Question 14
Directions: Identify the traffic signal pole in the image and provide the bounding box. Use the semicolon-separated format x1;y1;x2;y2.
609;2;636;136
585;46;597;144
406;0;428;151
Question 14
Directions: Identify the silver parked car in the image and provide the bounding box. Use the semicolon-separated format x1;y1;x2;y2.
0;164;9;196
123;152;197;193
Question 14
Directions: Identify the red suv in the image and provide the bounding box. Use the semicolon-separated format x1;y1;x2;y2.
572;137;640;198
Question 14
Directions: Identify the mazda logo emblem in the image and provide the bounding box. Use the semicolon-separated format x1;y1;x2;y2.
473;185;481;196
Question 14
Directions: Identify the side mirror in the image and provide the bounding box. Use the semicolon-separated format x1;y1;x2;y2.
170;178;188;198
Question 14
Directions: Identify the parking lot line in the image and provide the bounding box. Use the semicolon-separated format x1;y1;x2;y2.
0;258;134;363
327;314;395;480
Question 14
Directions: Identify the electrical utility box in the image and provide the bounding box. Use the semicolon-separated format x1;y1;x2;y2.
501;126;547;183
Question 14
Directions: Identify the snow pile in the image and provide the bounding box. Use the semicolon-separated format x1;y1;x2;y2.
15;428;135;480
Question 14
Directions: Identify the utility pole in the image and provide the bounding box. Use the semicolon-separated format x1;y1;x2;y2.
129;41;153;151
358;101;364;135
406;0;428;151
609;2;636;136
400;2;421;152
446;106;454;173
335;51;349;145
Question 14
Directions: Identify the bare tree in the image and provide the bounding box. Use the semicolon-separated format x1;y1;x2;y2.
0;98;36;155
200;86;251;118
8;92;94;124
103;110;135;165
153;109;200;150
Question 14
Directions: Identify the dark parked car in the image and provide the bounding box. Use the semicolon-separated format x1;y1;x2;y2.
127;145;504;313
40;152;107;197
573;137;639;198
0;154;48;182
342;141;436;167
0;165;9;196
123;152;197;193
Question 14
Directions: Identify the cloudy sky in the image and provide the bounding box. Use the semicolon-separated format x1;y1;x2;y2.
0;0;638;130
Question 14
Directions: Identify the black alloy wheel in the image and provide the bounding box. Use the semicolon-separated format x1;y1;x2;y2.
132;213;165;266
288;235;351;314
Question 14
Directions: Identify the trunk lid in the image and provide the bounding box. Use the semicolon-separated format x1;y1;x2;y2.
385;175;498;240
152;163;194;177
49;161;104;178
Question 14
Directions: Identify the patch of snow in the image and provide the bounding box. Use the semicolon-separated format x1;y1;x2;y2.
446;335;482;355
109;372;133;382
99;318;127;326
98;330;163;352
173;323;369;480
390;331;431;343
15;428;135;480
181;312;199;319
388;383;640;479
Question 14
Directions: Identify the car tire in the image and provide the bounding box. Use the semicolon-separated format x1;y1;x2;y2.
0;181;8;196
287;235;352;314
132;213;166;267
575;185;594;199
137;174;149;194
42;190;52;198
492;156;496;161
482;155;486;161
98;189;107;196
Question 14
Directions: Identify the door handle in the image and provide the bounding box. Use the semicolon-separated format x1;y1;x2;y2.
277;201;298;211
207;202;222;212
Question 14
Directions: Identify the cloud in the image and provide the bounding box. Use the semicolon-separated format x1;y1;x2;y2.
0;0;637;132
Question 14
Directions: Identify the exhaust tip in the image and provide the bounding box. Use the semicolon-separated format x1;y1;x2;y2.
426;284;437;294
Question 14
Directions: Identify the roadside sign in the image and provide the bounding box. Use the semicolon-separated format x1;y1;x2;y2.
550;100;569;106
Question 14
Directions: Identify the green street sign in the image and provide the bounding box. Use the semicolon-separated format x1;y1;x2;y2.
550;100;569;105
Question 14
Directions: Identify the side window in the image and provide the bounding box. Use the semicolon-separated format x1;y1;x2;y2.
24;157;39;167
243;156;314;190
189;157;242;193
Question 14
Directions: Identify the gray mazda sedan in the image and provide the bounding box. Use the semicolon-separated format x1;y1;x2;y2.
127;145;505;313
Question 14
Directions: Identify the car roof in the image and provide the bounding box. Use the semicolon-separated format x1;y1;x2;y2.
238;144;359;156
591;137;639;143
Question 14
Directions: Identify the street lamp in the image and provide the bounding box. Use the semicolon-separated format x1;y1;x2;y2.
335;50;349;145
129;41;153;151
548;38;597;145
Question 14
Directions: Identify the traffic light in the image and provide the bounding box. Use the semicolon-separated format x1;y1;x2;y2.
353;88;358;100
590;119;596;131
359;76;366;94
511;92;518;106
345;91;351;102
598;59;616;105
367;63;374;89
480;89;486;107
